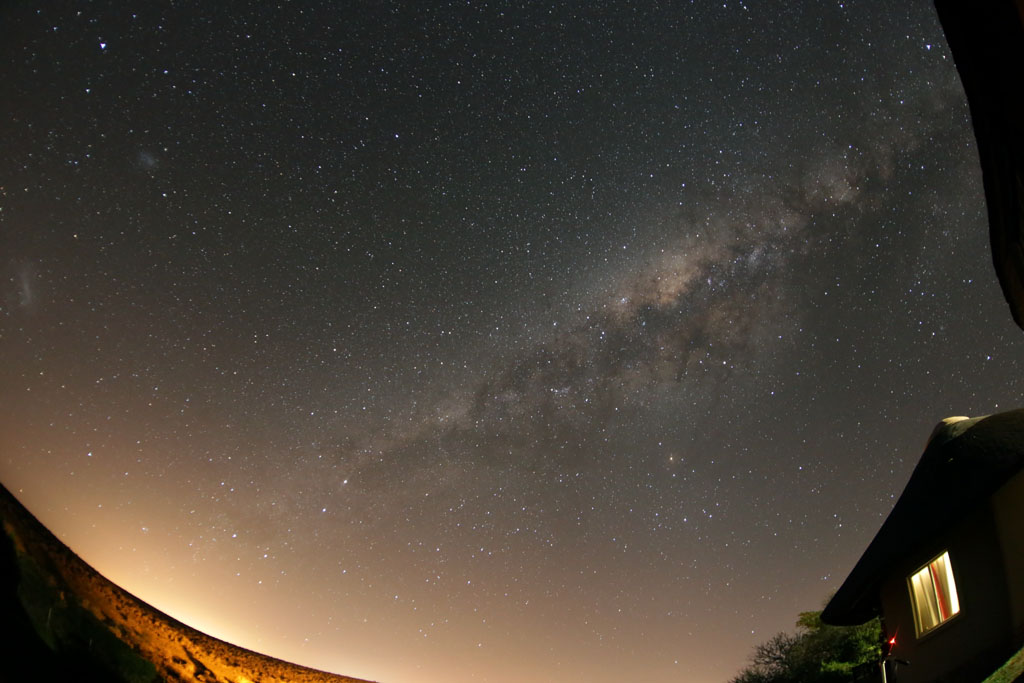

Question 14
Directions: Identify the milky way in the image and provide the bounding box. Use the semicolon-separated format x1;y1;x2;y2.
2;2;1023;683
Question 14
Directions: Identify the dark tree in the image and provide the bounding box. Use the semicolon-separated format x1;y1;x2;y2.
732;610;881;683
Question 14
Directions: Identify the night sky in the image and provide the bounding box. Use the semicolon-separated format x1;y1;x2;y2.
2;2;1022;682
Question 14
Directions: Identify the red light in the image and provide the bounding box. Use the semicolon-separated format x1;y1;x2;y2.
889;636;897;646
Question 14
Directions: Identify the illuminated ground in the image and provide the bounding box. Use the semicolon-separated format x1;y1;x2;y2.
0;483;374;683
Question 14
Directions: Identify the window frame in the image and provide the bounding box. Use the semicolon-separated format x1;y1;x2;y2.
907;550;961;637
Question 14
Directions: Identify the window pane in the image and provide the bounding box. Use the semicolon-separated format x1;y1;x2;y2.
909;551;960;635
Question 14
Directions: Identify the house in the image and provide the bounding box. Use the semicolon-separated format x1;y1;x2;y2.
822;409;1024;682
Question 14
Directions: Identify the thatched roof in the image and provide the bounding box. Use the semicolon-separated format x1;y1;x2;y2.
822;409;1024;625
935;0;1024;330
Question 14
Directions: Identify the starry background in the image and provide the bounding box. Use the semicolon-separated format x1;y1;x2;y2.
1;2;1022;682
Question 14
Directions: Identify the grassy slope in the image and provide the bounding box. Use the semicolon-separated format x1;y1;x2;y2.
0;484;376;683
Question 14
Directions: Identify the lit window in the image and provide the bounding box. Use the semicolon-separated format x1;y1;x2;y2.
908;551;960;635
